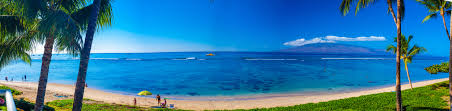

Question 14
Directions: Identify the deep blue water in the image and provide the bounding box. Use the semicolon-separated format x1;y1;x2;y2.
0;52;448;97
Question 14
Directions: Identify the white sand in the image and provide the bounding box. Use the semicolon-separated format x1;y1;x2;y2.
0;78;448;110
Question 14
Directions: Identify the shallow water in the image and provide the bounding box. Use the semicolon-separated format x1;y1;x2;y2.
0;52;448;97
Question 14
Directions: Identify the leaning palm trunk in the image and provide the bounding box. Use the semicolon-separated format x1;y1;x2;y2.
34;35;55;111
449;7;452;111
395;0;403;111
72;0;102;110
441;11;450;38
403;60;413;89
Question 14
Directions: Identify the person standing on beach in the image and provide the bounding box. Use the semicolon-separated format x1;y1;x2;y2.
4;77;7;81
133;98;137;106
156;94;161;106
24;75;26;81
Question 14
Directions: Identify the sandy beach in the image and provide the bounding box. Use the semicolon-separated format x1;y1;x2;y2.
0;78;448;110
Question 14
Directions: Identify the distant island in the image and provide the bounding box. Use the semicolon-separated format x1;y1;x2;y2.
279;43;388;55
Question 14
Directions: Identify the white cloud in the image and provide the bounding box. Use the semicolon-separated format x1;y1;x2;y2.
283;38;335;46
284;35;386;46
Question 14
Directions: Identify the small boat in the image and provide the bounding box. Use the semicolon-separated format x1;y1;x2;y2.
206;53;215;56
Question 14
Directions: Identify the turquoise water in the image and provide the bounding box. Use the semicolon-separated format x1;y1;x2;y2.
0;52;448;97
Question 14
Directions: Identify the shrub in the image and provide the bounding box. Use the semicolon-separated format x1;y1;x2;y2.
425;62;449;74
431;81;449;90
14;98;54;111
0;86;22;95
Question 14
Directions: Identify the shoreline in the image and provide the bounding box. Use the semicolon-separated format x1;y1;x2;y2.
0;78;448;110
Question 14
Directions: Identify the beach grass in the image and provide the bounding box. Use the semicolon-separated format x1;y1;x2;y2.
219;81;451;111
3;81;452;111
0;86;22;95
45;99;188;111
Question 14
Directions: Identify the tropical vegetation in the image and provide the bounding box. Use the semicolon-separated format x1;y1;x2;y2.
5;80;452;111
0;0;112;110
71;0;113;110
0;86;22;95
339;0;405;110
387;35;427;89
221;81;451;111
417;0;452;109
425;62;449;74
418;0;451;38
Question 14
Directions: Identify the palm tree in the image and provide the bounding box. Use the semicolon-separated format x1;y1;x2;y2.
417;0;451;38
4;0;110;110
72;0;112;110
0;1;36;68
417;0;452;109
387;35;427;90
11;1;84;110
339;0;404;110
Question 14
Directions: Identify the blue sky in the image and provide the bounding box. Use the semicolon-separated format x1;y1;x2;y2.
81;0;450;56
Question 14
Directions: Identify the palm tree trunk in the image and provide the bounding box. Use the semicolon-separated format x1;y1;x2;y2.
441;13;450;39
72;0;101;111
404;60;413;90
449;6;452;111
396;0;403;111
34;35;55;111
387;0;397;26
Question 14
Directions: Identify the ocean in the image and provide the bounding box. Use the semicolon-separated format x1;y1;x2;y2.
0;52;448;97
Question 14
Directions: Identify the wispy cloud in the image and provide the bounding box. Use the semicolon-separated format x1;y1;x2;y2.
283;36;386;46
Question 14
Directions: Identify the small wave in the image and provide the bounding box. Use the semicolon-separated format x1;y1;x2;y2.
321;58;391;60
186;57;196;60
244;59;297;61
125;58;142;61
172;57;198;60
172;59;188;60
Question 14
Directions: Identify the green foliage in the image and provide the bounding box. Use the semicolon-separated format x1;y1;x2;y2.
14;98;54;111
340;0;405;20
425;62;449;74
217;81;451;111
0;106;6;111
46;99;187;111
7;81;450;111
431;81;449;90
386;35;427;64
0;0;115;69
417;0;452;23
0;86;22;95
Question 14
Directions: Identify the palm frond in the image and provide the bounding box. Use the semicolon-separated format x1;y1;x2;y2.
38;9;83;56
0;16;26;37
386;44;397;54
57;0;87;13
340;0;376;16
71;0;113;30
408;45;427;57
388;34;426;64
0;31;37;69
12;0;45;21
422;13;438;23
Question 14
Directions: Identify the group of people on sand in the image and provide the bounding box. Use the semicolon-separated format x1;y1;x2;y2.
4;75;26;82
156;94;168;108
133;94;169;108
